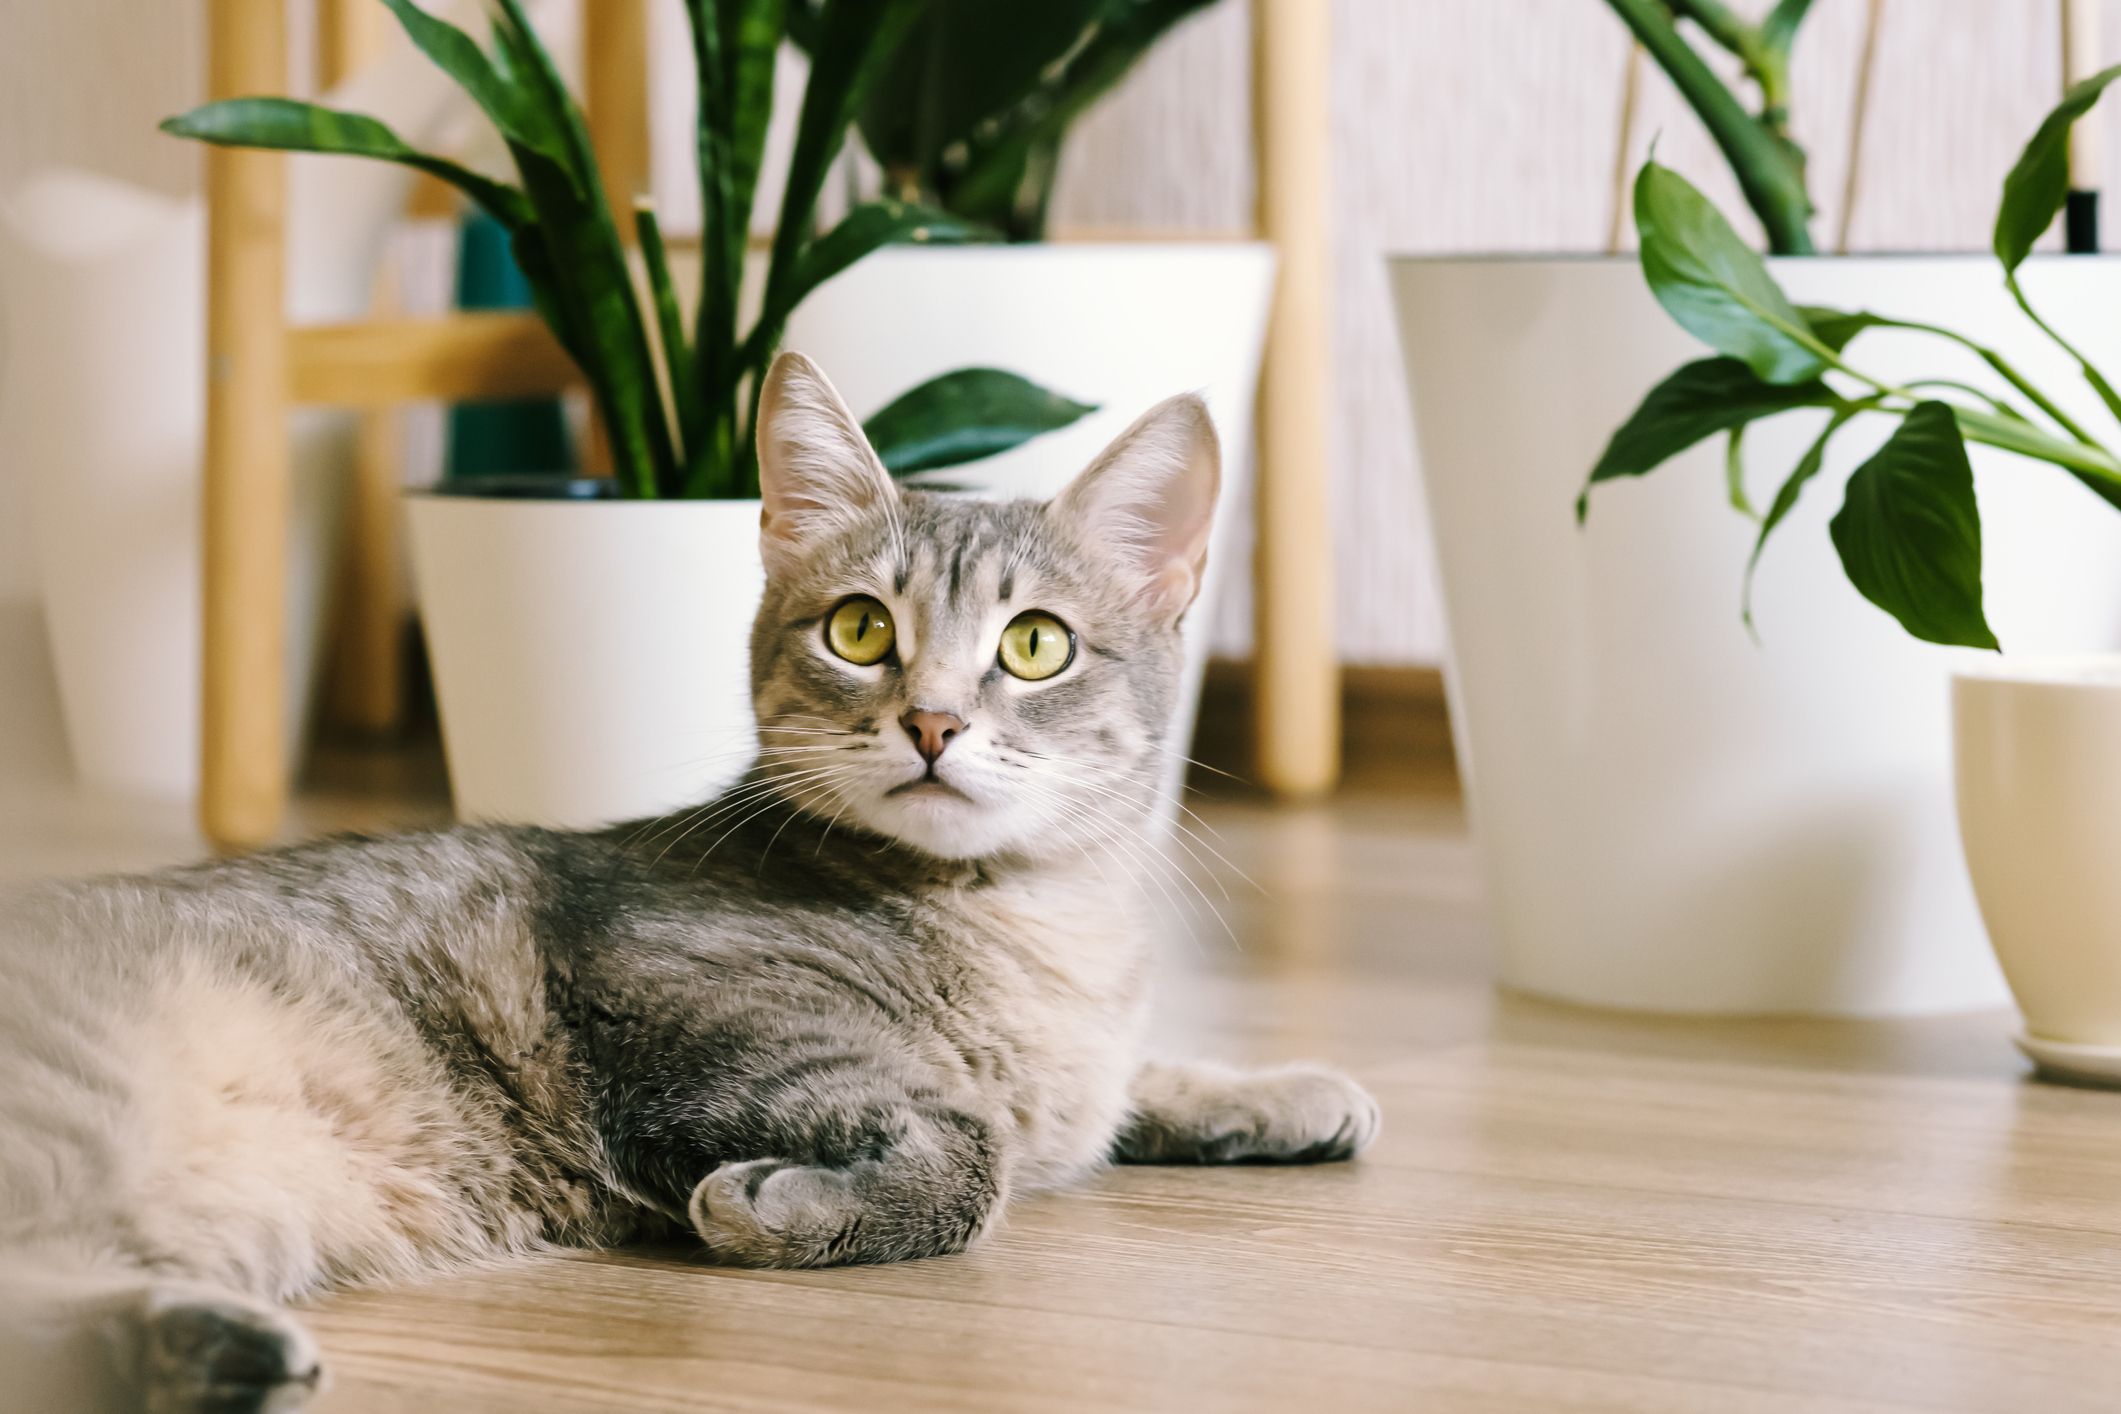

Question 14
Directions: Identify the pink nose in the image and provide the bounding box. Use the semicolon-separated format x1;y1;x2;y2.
902;709;967;765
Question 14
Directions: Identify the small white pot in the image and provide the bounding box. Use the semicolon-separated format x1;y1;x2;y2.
1392;254;2121;1016
1954;656;2121;1074
407;495;763;827
784;242;1276;817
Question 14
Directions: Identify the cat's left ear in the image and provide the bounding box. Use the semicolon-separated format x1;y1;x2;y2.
755;351;898;575
1053;393;1221;621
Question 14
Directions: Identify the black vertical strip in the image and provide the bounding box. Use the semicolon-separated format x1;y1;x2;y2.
2067;189;2101;254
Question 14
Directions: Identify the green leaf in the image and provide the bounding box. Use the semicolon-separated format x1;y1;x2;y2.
1578;356;1836;519
160;99;529;228
1828;401;1998;650
746;202;991;371
1795;305;1887;354
1742;401;1867;633
1725;426;1757;521
1760;0;1815;54
865;368;1098;475
377;0;565;168
1634;160;1825;383
1995;63;2121;273
947;0;1219;236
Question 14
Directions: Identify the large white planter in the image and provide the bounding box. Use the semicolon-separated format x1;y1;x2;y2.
1;173;349;800
1954;656;2121;1074
1391;255;2121;1016
408;495;763;827
785;242;1275;816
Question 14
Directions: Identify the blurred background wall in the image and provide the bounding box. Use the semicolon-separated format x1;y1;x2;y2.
0;0;2109;775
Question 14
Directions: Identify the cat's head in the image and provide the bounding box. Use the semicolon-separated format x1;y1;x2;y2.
748;352;1219;862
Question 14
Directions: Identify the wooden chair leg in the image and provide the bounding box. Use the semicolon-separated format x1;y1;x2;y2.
1251;0;1341;799
200;0;291;852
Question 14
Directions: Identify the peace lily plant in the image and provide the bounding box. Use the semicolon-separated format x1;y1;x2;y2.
161;0;1097;500
1580;66;2121;650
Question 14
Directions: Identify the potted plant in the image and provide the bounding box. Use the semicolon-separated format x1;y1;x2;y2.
163;0;1116;828
1389;2;2121;1017
1580;71;2121;1075
779;0;1275;816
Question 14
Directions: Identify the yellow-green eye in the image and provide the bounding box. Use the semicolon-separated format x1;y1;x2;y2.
998;611;1075;681
826;596;895;666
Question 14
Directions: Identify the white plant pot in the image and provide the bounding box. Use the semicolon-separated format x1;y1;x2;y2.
1;173;349;800
408;495;763;827
1391;255;2121;1016
784;242;1275;819
1954;656;2121;1076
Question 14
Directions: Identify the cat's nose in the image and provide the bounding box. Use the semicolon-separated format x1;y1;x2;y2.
902;709;967;765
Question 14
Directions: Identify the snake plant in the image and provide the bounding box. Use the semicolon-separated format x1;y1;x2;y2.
794;0;1223;240
162;0;1096;500
1580;66;2121;651
1601;0;1818;254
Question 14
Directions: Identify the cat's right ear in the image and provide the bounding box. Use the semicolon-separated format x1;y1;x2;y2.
755;352;898;575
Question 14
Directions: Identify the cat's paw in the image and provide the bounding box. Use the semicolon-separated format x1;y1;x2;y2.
688;1158;854;1268
1159;1063;1381;1165
1236;1064;1381;1162
138;1288;323;1414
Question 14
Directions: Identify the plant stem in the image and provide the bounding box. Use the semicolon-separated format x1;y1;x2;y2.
1608;0;1814;252
2005;273;2121;426
1858;314;2100;445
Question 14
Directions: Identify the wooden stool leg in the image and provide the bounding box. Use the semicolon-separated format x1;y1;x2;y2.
201;0;291;852
1251;0;1340;798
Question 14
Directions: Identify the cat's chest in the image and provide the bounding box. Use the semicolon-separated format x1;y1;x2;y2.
913;878;1149;1187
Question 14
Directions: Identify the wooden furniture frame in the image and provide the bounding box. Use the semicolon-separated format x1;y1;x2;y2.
197;0;1336;852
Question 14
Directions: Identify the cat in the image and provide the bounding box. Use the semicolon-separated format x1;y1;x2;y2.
0;352;1379;1413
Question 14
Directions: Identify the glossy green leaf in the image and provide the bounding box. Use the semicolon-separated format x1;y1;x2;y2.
1828;401;1998;650
159;99;529;228
1742;401;1866;633
1996;62;2121;273
1795;305;1887;354
866;368;1097;475
1578;357;1836;519
1634;160;1825;383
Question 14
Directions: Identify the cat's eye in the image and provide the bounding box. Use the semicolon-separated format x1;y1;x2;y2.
998;611;1075;681
825;596;896;666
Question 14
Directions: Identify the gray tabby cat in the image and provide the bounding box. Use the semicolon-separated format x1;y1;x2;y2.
0;353;1378;1413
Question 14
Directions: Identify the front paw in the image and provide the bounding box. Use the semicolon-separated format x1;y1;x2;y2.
688;1158;852;1268
1124;1062;1381;1165
1224;1064;1381;1163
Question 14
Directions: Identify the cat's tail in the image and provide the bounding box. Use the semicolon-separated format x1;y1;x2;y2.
0;1244;324;1414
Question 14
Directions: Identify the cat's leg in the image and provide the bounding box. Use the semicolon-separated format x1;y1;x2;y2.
683;1099;1005;1269
1111;1060;1381;1165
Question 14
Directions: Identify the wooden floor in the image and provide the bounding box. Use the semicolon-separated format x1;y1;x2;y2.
10;759;2121;1412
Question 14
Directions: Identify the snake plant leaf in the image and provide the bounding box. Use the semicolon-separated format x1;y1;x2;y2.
1742;400;1867;633
377;0;565;169
865;368;1098;476
949;0;1219;232
1828;401;1998;650
1634;160;1825;384
487;0;679;498
1578;356;1836;520
159;99;530;229
744;201;992;371
850;0;1099;190
1996;62;2121;274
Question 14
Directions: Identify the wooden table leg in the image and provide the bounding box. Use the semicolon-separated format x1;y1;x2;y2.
1251;0;1341;799
200;0;290;852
